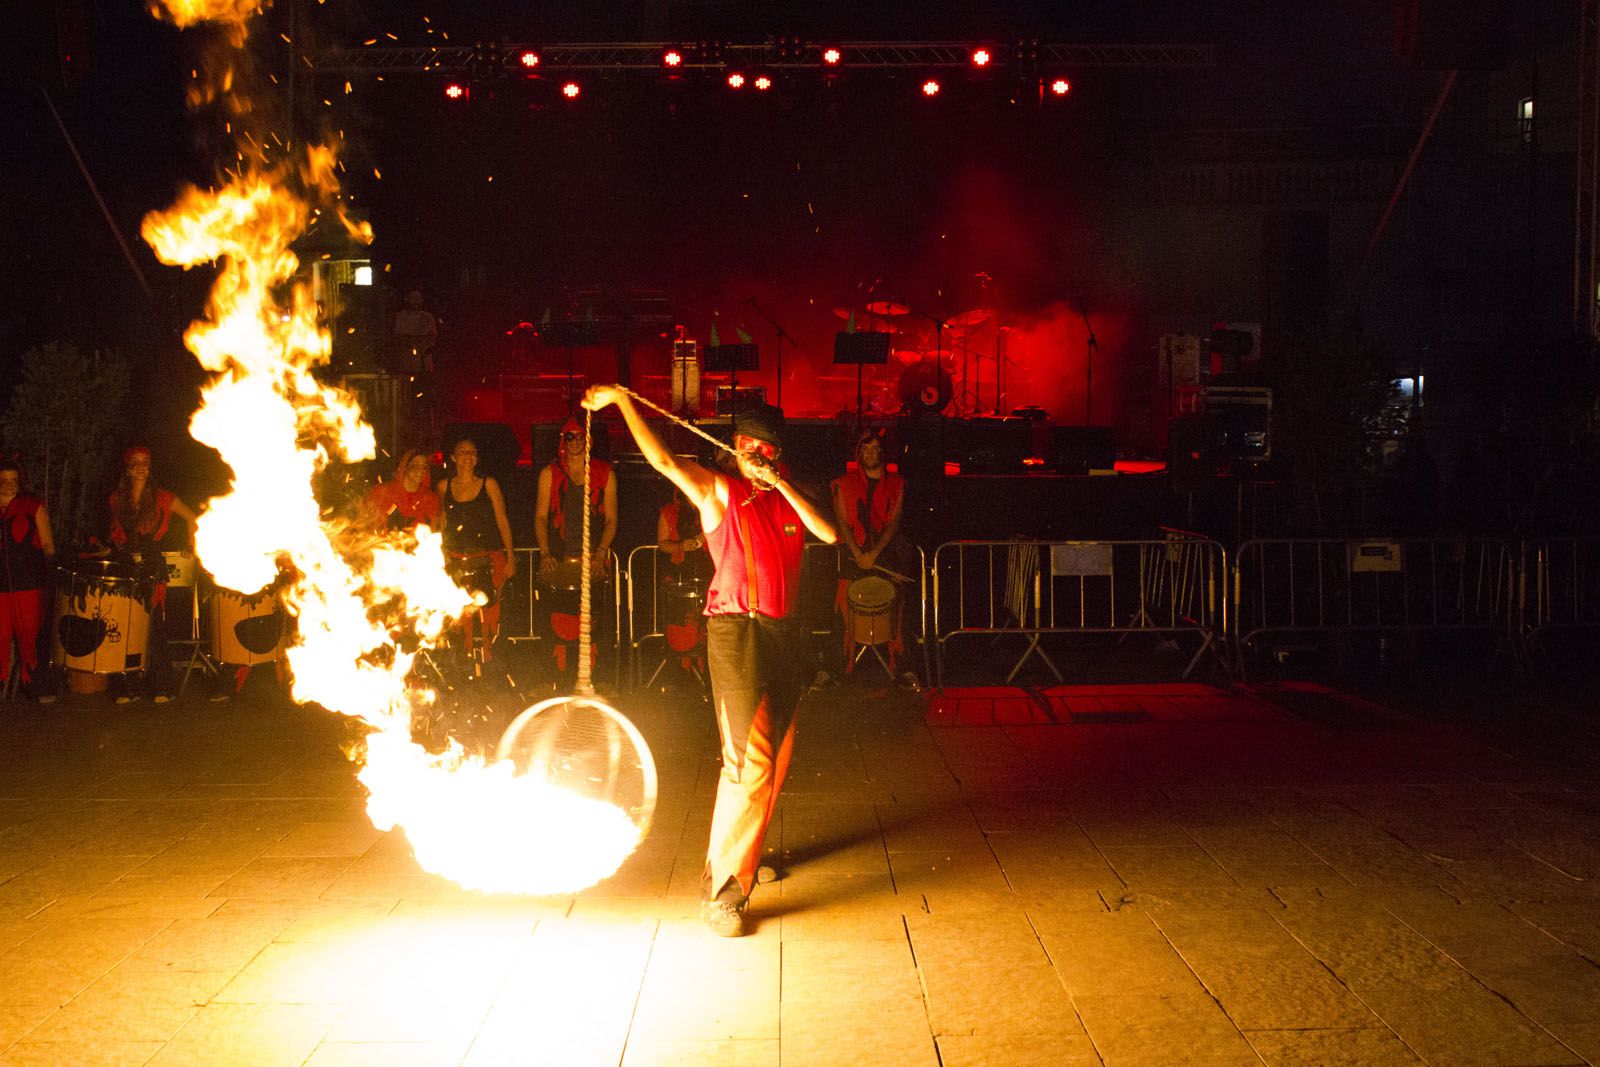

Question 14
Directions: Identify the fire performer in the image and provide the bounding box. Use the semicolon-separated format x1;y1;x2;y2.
437;436;516;663
534;414;618;690
582;385;836;936
108;445;198;703
0;458;56;702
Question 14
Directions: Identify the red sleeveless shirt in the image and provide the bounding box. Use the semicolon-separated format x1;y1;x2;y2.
703;473;805;619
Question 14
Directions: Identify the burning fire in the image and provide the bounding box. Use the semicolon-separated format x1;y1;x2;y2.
141;1;643;894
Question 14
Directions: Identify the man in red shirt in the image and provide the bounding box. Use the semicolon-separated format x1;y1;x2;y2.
582;385;836;936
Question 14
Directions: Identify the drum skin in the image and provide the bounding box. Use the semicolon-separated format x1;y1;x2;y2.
846;575;895;647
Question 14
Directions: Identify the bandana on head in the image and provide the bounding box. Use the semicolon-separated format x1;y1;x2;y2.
123;445;152;467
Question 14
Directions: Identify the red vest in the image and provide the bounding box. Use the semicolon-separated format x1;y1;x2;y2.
109;487;175;547
548;459;612;541
831;467;903;548
703;474;805;619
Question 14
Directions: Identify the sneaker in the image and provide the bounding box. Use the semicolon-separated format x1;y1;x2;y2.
700;898;746;938
113;692;141;705
699;883;748;937
208;688;232;703
152;693;173;705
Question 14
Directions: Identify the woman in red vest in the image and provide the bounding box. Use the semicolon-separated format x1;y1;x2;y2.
583;385;836;937
108;445;198;703
0;458;56;701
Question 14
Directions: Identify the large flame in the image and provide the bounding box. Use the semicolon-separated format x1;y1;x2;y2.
143;2;643;894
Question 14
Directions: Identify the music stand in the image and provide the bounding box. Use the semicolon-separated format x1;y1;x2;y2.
833;332;890;430
704;343;759;387
542;320;600;406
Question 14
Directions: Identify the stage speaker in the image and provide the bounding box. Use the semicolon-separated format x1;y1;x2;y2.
1050;425;1116;474
1202;386;1272;462
441;421;522;481
1394;0;1508;70
958;416;1029;474
894;413;947;481
777;419;848;486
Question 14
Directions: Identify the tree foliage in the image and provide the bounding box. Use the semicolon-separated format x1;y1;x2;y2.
2;342;130;546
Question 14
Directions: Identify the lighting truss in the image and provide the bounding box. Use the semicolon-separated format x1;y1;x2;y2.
308;41;1214;76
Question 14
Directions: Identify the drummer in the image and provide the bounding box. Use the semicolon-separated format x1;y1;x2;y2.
437;435;516;662
108;445;198;703
533;414;618;690
655;485;712;683
0;458;56;702
829;428;909;674
364;448;440;532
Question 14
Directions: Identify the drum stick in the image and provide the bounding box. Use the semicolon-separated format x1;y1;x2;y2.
873;564;913;583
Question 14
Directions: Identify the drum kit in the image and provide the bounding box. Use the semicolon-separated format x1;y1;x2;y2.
830;297;996;416
50;551;288;696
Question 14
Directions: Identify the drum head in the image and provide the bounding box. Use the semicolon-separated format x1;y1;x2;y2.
847;575;896;610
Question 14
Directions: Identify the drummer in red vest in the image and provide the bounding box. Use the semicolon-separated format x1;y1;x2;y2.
0;458;57;702
108;445;198;704
830;428;909;673
364;448;441;532
655;486;712;685
533;414;618;690
582;385;836;937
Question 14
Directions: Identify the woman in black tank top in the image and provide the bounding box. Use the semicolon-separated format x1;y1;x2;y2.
436;437;518;661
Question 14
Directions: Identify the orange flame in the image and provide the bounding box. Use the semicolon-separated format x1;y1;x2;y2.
143;3;646;894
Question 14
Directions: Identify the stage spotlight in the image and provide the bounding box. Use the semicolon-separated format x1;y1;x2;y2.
970;47;992;67
921;78;942;97
726;72;746;89
754;74;772;91
443;81;469;101
1050;77;1071;96
821;47;842;66
662;48;683;68
561;81;581;99
518;50;540;69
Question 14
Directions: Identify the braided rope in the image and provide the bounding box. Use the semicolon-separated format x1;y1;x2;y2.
576;407;595;695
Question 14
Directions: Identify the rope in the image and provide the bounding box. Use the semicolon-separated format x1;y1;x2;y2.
611;385;742;460
576;407;595;695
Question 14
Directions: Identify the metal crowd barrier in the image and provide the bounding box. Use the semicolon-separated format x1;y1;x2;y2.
1525;537;1600;653
930;536;1228;686
1232;537;1515;669
625;541;932;689
499;546;625;686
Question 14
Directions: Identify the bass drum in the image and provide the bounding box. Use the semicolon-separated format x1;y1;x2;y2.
897;359;954;415
53;559;154;675
211;588;287;668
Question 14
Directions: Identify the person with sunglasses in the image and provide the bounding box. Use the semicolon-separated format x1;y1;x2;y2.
533;414;618;690
582;385;836;937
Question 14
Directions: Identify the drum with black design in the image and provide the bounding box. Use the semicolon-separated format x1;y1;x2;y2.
447;553;499;609
846;575;896;647
659;574;708;653
53;559;153;675
210;587;287;668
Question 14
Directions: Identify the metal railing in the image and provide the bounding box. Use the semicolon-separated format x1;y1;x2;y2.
499;547;625;686
1232;537;1516;667
931;536;1228;686
1525;537;1600;652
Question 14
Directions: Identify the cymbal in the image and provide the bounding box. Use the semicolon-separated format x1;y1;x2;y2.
864;300;910;316
947;307;994;328
831;306;855;320
891;349;925;366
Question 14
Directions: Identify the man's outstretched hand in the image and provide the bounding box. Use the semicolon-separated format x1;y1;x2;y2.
582;384;622;411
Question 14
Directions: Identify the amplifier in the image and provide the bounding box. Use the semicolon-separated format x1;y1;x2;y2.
714;385;766;415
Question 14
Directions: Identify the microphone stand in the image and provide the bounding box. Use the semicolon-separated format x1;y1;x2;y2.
1077;299;1098;425
742;297;793;409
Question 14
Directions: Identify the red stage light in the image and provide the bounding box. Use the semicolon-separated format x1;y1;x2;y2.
443;82;468;101
663;49;683;67
971;48;992;67
726;72;745;89
561;81;581;99
754;74;772;91
1050;78;1071;96
921;78;941;97
821;47;842;65
518;50;540;68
